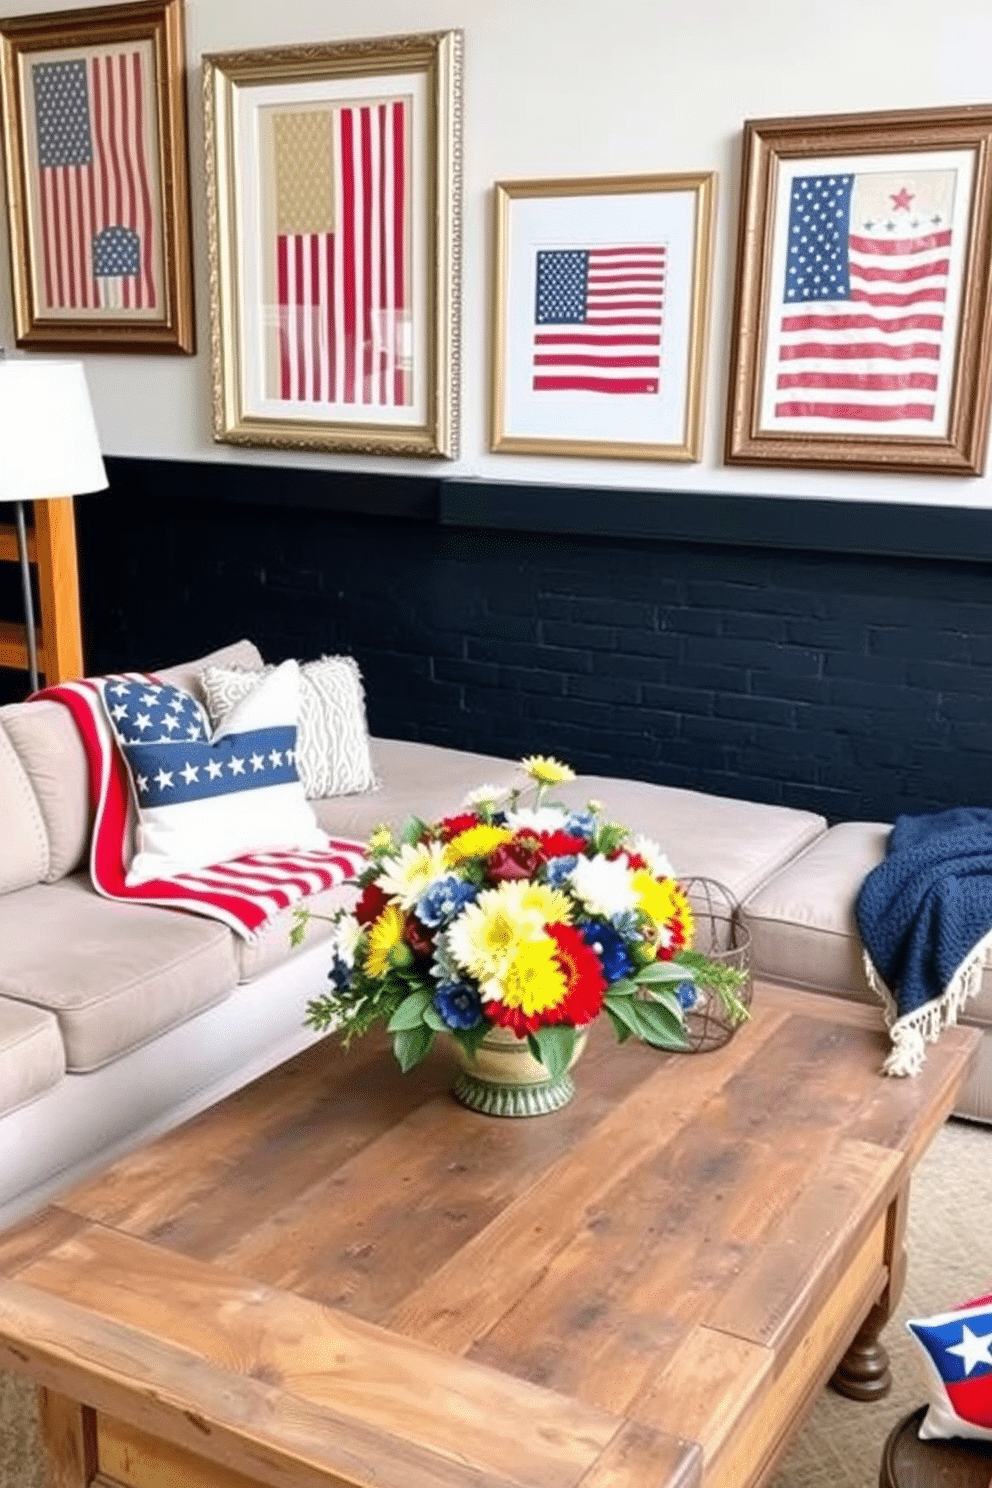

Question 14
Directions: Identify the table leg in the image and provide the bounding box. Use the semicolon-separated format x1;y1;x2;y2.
38;1390;98;1488
832;1184;909;1402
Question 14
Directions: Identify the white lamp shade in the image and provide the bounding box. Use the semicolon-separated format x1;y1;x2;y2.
0;360;107;504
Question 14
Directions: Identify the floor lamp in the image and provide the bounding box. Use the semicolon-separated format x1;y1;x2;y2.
0;359;107;692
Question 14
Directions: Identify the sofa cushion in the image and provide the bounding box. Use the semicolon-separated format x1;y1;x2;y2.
743;820;992;1032
108;661;329;886
0;997;64;1117
0;873;239;1071
0;699;89;881
153;637;264;707
0;722;49;892
201;654;378;800
312;737;523;842
555;773;827;905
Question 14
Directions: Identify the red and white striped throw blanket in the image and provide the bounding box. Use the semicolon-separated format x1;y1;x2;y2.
37;675;367;941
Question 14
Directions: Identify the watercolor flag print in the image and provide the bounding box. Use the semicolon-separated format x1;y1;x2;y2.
775;170;956;423
273;100;411;407
31;53;157;312
532;244;665;395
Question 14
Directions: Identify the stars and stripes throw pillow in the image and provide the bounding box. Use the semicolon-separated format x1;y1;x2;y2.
907;1292;992;1440
103;659;329;885
36;665;366;941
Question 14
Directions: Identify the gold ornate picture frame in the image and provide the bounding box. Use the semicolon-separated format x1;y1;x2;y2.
726;105;992;475
203;29;462;458
490;173;715;462
0;0;194;353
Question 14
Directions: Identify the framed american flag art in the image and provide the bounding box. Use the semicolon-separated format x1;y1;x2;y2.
0;0;194;353
203;30;462;458
726;105;992;475
490;173;716;462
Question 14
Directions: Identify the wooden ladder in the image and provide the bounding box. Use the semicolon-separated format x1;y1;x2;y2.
0;497;84;686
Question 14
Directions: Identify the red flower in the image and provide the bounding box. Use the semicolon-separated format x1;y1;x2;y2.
355;882;389;925
488;839;543;882
608;848;648;872
549;923;607;1024
536;831;587;859
438;812;481;842
403;916;435;961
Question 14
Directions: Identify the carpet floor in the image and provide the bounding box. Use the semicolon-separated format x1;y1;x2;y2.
0;1117;988;1488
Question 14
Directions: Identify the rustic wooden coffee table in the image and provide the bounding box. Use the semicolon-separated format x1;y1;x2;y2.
0;983;978;1488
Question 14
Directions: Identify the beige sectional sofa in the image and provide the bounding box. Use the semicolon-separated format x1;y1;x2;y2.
0;638;988;1231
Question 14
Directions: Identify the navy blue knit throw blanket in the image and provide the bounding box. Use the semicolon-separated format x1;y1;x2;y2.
856;806;992;1076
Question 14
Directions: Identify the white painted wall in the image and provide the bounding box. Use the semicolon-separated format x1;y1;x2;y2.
2;0;992;508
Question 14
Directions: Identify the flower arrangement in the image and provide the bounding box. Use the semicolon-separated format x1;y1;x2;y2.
296;756;749;1082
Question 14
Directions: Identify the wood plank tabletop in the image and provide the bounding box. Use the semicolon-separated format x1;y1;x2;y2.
0;982;979;1488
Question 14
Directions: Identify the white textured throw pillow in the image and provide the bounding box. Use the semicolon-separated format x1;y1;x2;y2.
200;655;378;800
104;659;329;886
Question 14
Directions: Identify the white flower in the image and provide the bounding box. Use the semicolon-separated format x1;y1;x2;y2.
374;841;449;909
333;913;363;969
568;853;639;918
503;805;569;833
627;835;675;878
461;782;513;808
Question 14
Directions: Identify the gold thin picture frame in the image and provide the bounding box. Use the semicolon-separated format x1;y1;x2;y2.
726;104;992;475
0;0;194;353
203;29;462;458
491;172;716;463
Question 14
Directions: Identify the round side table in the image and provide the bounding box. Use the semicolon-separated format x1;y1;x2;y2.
880;1406;992;1488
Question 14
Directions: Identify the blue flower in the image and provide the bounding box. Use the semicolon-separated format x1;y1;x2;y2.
611;909;644;940
433;984;483;1030
416;875;478;928
327;956;351;991
564;810;596;839
676;981;699;1010
545;853;578;888
577;919;635;983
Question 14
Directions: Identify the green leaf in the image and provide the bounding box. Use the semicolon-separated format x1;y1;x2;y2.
635;960;692;984
422;1002;447;1033
399;814;428;846
386;988;434;1032
595;822;628;855
455;1020;491;1061
392;1024;434;1072
603;976;636;997
531;1025;578;1080
604;1005;634;1044
634;998;688;1049
603;993;649;1039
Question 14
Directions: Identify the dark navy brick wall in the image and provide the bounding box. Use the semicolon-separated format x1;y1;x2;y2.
44;456;992;827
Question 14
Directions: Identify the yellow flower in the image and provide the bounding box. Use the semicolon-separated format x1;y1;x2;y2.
520;755;576;786
445;824;513;865
364;905;406;978
448;879;570;980
368;825;394;855
492;936;569;1017
633;871;694;944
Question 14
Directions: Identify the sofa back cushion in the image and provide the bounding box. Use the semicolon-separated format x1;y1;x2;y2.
0;723;50;892
0;700;90;881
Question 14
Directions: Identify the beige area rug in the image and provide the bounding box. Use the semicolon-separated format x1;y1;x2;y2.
0;1118;989;1488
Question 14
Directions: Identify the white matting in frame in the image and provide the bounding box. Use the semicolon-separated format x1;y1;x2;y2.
491;174;715;462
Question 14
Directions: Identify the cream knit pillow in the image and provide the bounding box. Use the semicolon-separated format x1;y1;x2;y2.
200;655;378;800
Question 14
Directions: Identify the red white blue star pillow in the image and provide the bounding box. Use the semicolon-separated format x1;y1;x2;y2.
101;658;329;884
907;1291;992;1440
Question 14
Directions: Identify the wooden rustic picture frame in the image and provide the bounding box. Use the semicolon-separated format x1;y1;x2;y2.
726;104;992;475
491;172;715;462
0;0;194;353
203;29;462;458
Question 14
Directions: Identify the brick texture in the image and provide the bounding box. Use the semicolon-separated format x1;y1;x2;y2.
65;467;992;827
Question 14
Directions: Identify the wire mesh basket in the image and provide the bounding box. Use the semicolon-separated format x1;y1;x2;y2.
677;877;752;1053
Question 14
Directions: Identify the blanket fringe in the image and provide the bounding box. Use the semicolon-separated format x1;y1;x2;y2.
863;934;991;1077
